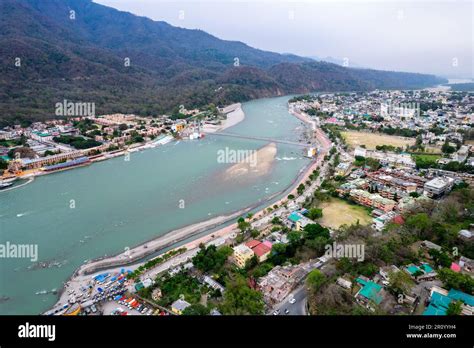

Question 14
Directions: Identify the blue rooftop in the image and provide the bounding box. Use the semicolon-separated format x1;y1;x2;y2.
288;212;302;223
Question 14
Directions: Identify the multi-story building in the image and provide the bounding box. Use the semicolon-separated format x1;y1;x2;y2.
349;189;396;212
19;150;83;169
232;244;254;268
423;177;455;198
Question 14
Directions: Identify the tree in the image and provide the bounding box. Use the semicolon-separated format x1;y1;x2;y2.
303;224;330;240
306;269;326;293
219;276;264;315
446;300;463;316
388;270;414;295
192;245;232;273
405;213;431;239
297;184;305;195
438;268;474;294
428;249;452;268
287;231;302;245
307;208;323;220
271;217;282;225
442;140;455;154
182;303;210;315
0;158;7;170
237;218;251;233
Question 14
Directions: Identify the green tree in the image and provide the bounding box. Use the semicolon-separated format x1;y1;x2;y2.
446;300;463;316
388;270;414;295
438;268;474;294
307;208;323;220
192;244;232;273
182;303;210;315
303;224;330;240
0;158;7;169
297;184;305;195
219;276;264;315
237;217;251;233
306;269;326;292
442;140;456;154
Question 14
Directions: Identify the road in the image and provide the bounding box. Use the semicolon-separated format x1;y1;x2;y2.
271;285;308;316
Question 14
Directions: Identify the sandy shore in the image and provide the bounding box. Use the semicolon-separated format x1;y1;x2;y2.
221;142;277;182
202;103;245;133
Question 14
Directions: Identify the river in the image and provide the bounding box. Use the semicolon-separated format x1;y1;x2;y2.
0;95;310;314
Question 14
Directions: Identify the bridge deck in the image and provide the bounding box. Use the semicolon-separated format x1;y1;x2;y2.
204;131;312;148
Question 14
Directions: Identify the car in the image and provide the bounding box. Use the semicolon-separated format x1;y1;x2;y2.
272;309;280;315
284;308;290;314
289;298;296;304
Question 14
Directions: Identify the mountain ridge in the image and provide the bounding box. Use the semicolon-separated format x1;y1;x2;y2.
0;0;447;127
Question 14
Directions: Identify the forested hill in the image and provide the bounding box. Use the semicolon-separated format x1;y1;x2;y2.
0;0;447;126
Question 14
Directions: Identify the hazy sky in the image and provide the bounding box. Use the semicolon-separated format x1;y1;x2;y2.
95;0;473;78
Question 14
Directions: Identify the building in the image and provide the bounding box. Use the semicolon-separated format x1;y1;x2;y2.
421;240;442;252
30;131;53;142
19;150;83;169
245;240;272;262
257;263;311;304
202;275;225;293
336;277;352;289
232;244;254;268
404;263;437;282
423;286;474;315
286;211;315;231
423;177;455;198
379;265;400;282
372;212;403;231
335;162;350;176
171;299;191;315
458;229;473;241
349;189;397;212
355;277;383;309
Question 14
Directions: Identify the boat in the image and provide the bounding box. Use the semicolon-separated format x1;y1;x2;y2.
0;182;13;190
1;177;17;184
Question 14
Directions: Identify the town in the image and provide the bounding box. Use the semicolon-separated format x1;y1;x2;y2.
40;89;473;317
0;103;235;186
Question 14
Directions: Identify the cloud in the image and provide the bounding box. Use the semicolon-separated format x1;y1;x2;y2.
95;0;473;78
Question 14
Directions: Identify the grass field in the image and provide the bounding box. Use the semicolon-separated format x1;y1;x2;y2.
318;198;372;229
342;131;415;150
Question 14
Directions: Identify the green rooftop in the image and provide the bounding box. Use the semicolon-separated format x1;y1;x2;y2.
356;278;383;304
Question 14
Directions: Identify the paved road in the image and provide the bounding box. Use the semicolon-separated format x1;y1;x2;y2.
271;285;308;316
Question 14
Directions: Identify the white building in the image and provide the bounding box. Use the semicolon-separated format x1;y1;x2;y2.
423;177;455;198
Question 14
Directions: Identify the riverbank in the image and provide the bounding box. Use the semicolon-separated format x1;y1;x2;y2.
202;103;245;133
48;99;330;314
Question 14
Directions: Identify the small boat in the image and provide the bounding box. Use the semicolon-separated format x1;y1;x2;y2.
0;182;13;190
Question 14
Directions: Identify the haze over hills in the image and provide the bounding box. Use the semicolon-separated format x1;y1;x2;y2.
0;0;447;127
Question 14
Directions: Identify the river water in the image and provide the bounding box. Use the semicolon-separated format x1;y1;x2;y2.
0;95;310;314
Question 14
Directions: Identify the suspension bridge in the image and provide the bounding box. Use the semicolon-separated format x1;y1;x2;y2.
203;131;315;148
